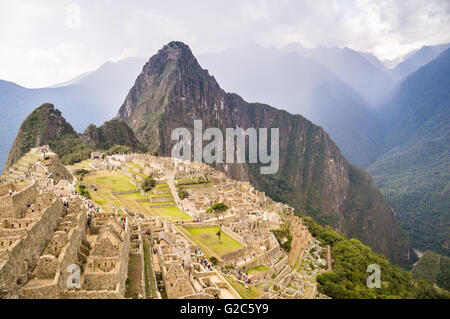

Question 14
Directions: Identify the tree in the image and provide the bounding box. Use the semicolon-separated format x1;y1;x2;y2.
141;174;156;192
206;202;228;242
105;145;131;155
74;168;89;181
178;189;188;200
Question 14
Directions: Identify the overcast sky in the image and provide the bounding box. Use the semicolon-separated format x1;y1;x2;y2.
1;0;449;88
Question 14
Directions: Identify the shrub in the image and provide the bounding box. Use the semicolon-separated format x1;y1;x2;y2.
178;189;188;200
77;184;90;198
209;256;218;265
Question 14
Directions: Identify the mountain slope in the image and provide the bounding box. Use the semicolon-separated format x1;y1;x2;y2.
198;44;383;168
118;41;414;266
0;57;145;171
369;48;450;256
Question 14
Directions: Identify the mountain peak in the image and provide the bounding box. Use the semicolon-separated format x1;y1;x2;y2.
148;41;198;69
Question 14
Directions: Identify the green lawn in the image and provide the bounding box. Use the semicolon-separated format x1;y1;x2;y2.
183;226;243;257
118;192;148;200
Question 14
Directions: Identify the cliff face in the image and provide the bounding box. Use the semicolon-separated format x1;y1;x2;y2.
81;119;147;152
117;41;414;266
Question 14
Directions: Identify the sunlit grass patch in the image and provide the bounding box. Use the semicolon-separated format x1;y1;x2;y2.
183;226;243;257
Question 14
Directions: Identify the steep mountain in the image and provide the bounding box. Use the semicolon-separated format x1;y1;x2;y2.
390;43;450;82
198;44;383;168
81;119;147;152
4;103;92;171
369;48;450;256
117;41;414;266
0;57;145;171
283;43;394;105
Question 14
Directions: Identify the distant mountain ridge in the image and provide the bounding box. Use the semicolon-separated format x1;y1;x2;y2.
390;43;450;82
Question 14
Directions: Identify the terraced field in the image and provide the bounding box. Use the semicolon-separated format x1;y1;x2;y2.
147;205;191;222
82;170;191;222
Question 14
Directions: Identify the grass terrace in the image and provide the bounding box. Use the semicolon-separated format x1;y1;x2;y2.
146;205;192;222
148;192;172;198
246;265;270;276
182;226;243;257
127;161;143;170
82;170;137;213
223;275;264;299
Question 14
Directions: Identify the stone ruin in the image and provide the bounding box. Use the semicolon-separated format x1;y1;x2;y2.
142;216;240;299
0;147;131;299
0;147;329;299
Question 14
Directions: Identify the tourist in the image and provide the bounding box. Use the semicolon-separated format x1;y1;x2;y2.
9;189;12;196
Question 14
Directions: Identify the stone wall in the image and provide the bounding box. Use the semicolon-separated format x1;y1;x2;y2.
11;183;37;218
0;198;65;297
288;216;312;268
19;200;88;299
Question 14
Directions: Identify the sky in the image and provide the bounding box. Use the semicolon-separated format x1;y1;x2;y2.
1;0;449;88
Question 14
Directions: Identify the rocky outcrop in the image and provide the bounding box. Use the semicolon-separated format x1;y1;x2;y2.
117;41;415;266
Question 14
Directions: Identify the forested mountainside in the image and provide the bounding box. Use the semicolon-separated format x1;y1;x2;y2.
369;48;450;256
